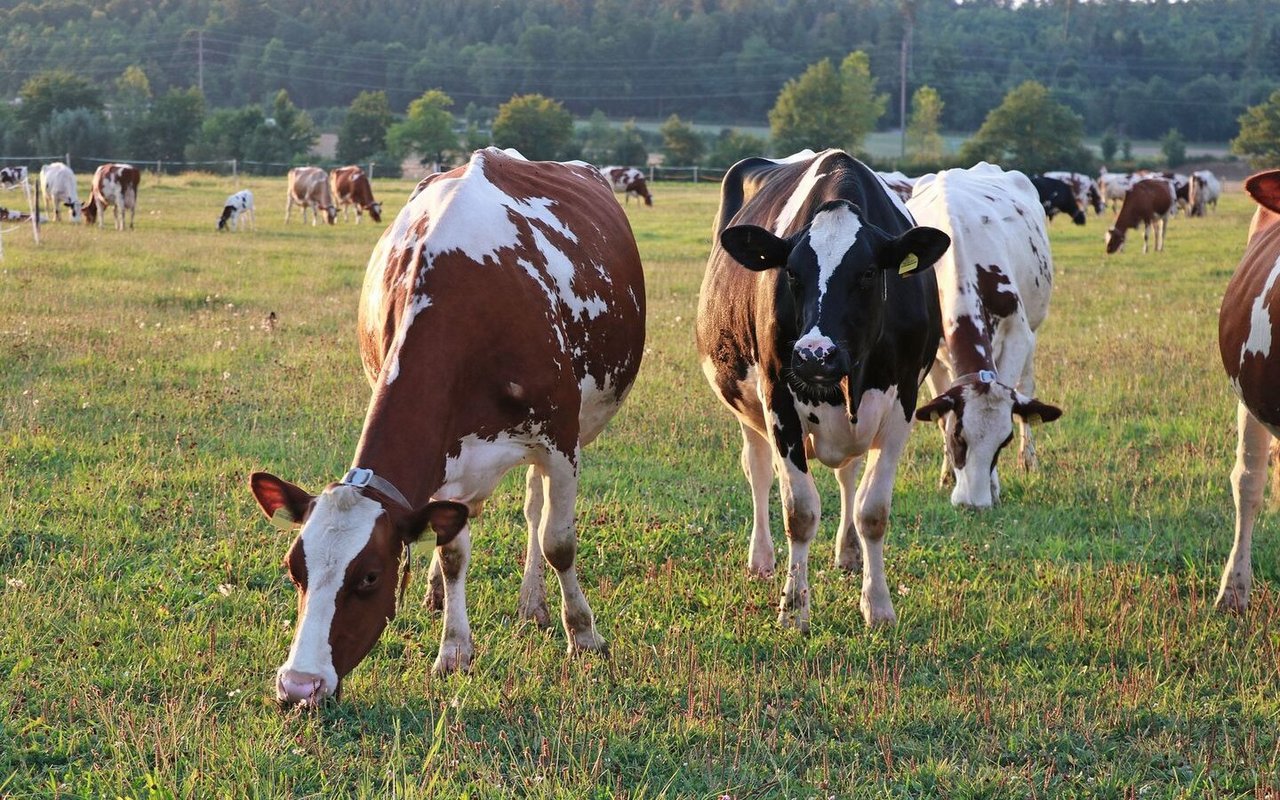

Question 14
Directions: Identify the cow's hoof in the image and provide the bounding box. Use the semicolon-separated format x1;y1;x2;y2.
834;551;862;574
518;597;553;629
1214;587;1250;615
860;596;897;627
748;551;776;578
568;629;609;657
432;639;474;675
777;606;811;633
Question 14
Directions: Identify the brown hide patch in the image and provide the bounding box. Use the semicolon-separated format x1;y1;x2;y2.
947;314;996;379
975;263;1020;319
1221;222;1280;428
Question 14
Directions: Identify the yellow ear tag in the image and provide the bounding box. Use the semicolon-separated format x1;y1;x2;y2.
270;507;296;530
898;253;919;275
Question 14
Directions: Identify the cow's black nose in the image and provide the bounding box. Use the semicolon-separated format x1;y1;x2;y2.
792;344;845;384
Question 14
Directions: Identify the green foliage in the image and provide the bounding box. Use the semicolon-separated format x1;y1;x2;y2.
126;89;205;163
959;81;1094;174
1161;128;1187;168
491;94;573;161
337;91;394;165
1099;130;1119;163
612;122;649;167
17;70;103;143
769;51;884;156
387;90;458;166
1232;89;1280;168
185;91;313;167
705;128;768;169
113;66;153;149
906;85;946;167
35;108;112;159
658;114;704;167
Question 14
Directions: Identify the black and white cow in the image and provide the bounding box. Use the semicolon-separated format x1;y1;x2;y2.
909;163;1063;508
0;166;28;189
1031;175;1086;225
217;189;254;231
1044;171;1104;216
696;148;950;629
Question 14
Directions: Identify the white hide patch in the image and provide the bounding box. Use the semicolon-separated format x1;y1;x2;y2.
579;372;626;445
773;151;834;236
807;204;862;316
282;486;384;681
795;327;835;353
1241;254;1280;366
437;430;546;508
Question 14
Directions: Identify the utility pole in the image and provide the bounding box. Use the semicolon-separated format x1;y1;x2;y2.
198;29;204;95
899;2;915;161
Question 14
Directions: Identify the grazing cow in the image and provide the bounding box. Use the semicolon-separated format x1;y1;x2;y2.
1189;170;1222;217
330;165;383;224
38;162;80;222
600;166;653;206
0;166;28;189
1105;178;1175;254
1160;171;1192;214
285;166;337;225
1031;175;1086;225
908;163;1062;508
0;207;31;222
249;148;645;703
695;149;950;629
83;163;140;230
1215;169;1280;612
217;189;255;231
875;171;918;204
1098;169;1140;212
1044;170;1104;216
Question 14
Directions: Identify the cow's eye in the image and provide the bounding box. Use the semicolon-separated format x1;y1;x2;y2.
355;571;380;593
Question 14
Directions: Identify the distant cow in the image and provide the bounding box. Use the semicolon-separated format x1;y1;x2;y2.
1098;169;1140;212
600;166;653;206
1044;170;1104;216
1161;171;1192;214
0;166;28;189
1189;170;1222;217
217;189;255;231
250;148;645;703
1031;175;1086;225
0;207;31;222
909;163;1062;508
330;165;382;224
38;162;80;222
83;163;140;230
876;170;918;203
1105;178;1175;254
696;148;950;630
1215;170;1280;612
285;166;336;225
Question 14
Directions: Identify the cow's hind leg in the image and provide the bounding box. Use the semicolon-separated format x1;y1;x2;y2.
834;456;865;573
541;449;606;656
1216;403;1270;613
518;464;552;627
741;423;776;577
433;525;474;674
854;411;913;626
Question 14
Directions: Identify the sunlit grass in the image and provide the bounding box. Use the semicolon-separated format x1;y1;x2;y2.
1;172;1277;797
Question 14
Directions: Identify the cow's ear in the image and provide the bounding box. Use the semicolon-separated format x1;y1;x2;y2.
249;472;314;529
720;224;792;272
885;226;950;275
915;392;957;422
1013;395;1063;425
1245;171;1280;216
398;501;469;547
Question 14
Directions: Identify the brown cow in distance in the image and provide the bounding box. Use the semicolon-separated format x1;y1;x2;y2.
1216;170;1280;613
285;166;336;225
83;163;140;230
249;148;645;704
1105;178;1175;254
330;165;382;223
600;166;653;206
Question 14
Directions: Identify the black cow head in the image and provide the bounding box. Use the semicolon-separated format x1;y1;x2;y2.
720;199;950;398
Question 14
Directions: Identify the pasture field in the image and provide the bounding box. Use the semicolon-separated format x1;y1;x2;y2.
1;171;1278;798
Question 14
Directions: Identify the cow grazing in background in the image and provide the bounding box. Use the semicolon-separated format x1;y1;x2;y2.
285;166;336;225
0;166;28;189
1105;178;1175;254
1161;171;1191;214
217;189;255;231
39;162;80;222
1045;170;1104;216
1189;170;1222;217
1099;169;1139;212
695;149;950;630
875;170;918;203
83;163;140;230
1215;170;1280;613
600;166;653;206
250;148;645;703
0;207;32;222
330;165;383;223
908;163;1062;508
1031;175;1086;225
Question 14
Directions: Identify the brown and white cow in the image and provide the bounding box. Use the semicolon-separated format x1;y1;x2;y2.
696;149;950;629
1215;170;1280;612
875;171;918;204
83;163;140;230
600;166;653;206
1105;178;1175;254
908;163;1062;508
285;166;336;225
249;148;645;703
330;165;383;224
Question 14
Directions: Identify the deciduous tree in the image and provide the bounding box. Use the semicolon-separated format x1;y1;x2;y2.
387;90;458;166
1233;89;1280;168
492;94;573;161
959;81;1093;174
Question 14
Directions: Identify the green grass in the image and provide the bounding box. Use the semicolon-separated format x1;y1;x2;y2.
2;172;1278;798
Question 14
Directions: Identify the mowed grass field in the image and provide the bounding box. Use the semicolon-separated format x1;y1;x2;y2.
2;170;1278;798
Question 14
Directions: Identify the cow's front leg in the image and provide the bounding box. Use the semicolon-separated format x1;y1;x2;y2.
740;423;777;577
854;412;913;627
541;450;606;656
518;465;552;627
924;358;954;486
776;455;820;632
433;525;474;675
834;456;865;573
1217;403;1269;613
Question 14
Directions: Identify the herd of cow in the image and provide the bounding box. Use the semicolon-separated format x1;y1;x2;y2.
229;146;1273;707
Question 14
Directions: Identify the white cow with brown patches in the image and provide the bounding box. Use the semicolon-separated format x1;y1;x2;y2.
285;166;336;225
908;163;1062;508
250;148;645;703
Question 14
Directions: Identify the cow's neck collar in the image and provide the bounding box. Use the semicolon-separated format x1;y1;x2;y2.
341;467;413;511
951;369;999;389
